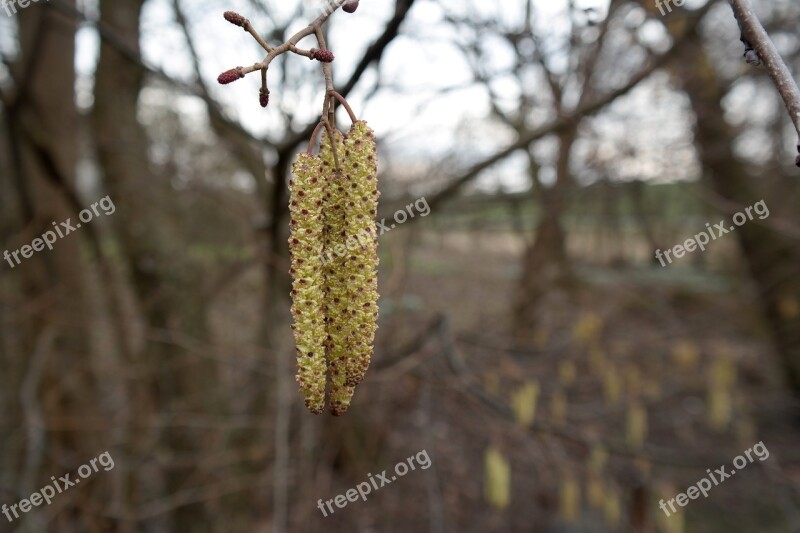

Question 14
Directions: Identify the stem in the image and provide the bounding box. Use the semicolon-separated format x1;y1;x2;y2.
243;18;273;53
307;121;325;154
329;90;357;123
730;0;800;146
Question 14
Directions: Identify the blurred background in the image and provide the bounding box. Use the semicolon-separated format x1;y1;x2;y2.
1;0;799;531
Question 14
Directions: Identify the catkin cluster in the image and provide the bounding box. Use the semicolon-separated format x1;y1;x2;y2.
288;121;379;415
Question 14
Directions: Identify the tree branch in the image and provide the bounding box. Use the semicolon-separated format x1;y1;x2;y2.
730;0;800;165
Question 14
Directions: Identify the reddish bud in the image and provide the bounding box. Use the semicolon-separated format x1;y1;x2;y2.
224;11;246;27
342;0;359;13
313;49;335;63
260;88;270;108
217;67;244;85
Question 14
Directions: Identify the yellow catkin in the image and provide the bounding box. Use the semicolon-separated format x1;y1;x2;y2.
604;487;621;529
559;360;577;386
707;354;735;430
288;153;328;414
626;403;648;449
319;130;357;416
289;121;380;415
559;475;580;522
572;313;603;344
672;340;700;370
589;444;608;474
340;121;380;387
484;446;511;510
586;474;604;509
604;367;622;405
511;381;539;428
551;391;568;428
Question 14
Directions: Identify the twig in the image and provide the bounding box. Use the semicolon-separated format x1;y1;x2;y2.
729;0;800;165
329;90;357;123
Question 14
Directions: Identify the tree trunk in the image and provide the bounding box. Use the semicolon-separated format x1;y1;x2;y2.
514;125;578;333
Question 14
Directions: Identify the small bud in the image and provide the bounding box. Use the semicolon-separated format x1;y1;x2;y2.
313;49;335;63
342;0;359;13
260;88;270;108
744;49;761;66
223;11;246;27
217;67;244;85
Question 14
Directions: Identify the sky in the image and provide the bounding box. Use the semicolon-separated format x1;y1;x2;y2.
3;0;788;194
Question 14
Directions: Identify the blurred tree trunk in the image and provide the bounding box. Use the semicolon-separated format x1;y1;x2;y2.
674;27;800;399
514;125;577;333
92;0;219;528
4;3;106;530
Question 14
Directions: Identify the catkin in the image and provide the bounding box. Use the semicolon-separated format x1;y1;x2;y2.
288;154;328;414
288;120;380;415
341;121;380;387
320;130;357;416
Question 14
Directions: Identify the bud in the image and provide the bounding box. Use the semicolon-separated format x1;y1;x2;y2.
223;11;246;27
259;88;270;108
744;49;761;66
313;49;335;63
217;67;244;85
342;0;359;13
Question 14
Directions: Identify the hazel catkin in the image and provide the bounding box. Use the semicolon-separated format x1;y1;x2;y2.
288;121;380;415
341;121;380;387
288;155;328;414
319;130;357;416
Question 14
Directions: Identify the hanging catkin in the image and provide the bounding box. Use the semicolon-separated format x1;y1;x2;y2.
341;121;380;387
288;120;380;415
288;153;328;414
320;130;357;416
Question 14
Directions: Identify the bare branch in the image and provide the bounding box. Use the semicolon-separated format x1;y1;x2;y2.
730;0;800;165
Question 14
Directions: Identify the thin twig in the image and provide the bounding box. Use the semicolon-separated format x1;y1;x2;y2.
307;121;325;154
730;0;800;164
329;90;357;123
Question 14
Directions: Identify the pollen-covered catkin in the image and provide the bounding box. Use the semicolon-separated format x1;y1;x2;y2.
288;155;328;414
341;121;380;387
319;131;357;416
288;121;380;415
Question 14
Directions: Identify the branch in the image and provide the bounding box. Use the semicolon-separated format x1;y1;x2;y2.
415;2;714;215
730;0;800;166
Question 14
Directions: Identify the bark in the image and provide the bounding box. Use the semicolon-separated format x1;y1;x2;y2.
5;2;103;529
514;125;578;332
92;0;218;528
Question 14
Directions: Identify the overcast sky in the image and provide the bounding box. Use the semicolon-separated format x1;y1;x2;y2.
5;0;790;193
